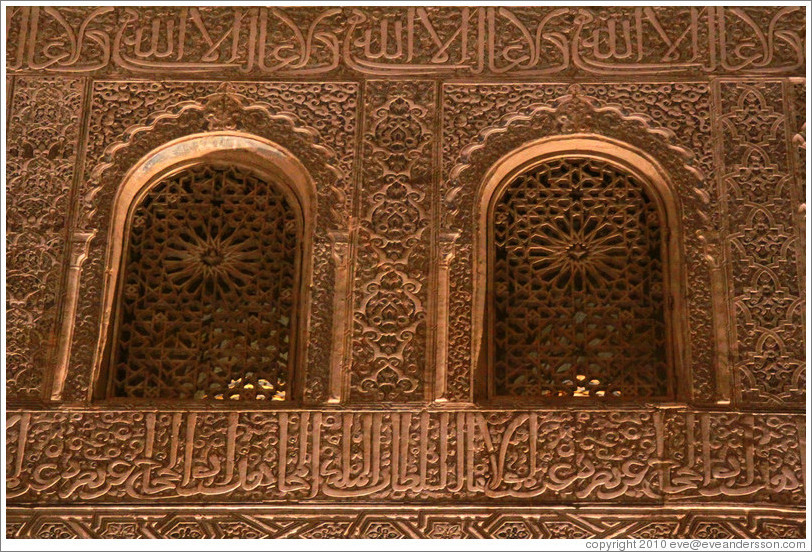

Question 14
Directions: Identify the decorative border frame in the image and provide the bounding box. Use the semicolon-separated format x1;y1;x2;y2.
6;505;806;539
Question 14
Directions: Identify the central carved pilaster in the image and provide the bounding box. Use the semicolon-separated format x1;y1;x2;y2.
350;81;434;402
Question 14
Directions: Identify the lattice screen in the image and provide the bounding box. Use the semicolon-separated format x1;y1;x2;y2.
491;157;669;399
109;164;298;400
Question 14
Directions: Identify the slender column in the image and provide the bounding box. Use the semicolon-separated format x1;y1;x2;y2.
328;230;351;403
700;229;733;405
51;231;95;401
433;231;459;403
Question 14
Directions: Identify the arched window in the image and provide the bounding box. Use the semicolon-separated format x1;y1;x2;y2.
103;163;303;401
486;156;673;400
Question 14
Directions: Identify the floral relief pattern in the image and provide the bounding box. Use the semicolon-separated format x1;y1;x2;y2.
719;81;805;406
350;81;434;402
3;6;807;535
6;77;84;400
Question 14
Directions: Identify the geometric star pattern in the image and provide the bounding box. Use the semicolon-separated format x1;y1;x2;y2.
492;158;669;399
110;164;298;400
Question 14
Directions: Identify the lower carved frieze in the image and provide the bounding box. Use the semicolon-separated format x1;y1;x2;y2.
5;505;805;539
6;408;803;505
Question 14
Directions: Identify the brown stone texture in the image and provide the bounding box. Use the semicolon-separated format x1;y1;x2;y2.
62;81;358;403
5;5;807;539
351;80;435;402
6;76;84;401
6;409;803;504
5;506;806;539
716;80;806;406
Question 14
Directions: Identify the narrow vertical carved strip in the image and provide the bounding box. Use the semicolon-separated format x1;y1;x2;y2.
796;416;806;496
718;79;805;406
350;80;434;402
427;80;444;403
6;75;14;120
783;78;806;296
51;232;95;400
708;81;735;405
708;260;733;404
6;77;84;401
6;412;29;482
328;230;351;403
5;6;30;71
433;232;459;402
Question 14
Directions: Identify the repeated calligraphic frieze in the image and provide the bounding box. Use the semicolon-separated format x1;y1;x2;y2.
6;7;805;78
5;409;803;504
4;4;807;536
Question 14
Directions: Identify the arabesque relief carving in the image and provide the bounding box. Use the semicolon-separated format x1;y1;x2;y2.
5;4;806;540
6;77;84;401
58;81;357;404
717;81;805;406
442;83;721;403
350;81;434;402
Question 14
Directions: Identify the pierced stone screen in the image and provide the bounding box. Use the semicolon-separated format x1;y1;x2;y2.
109;164;298;400
491;158;669;399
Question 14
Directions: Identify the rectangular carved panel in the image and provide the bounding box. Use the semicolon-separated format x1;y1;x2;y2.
5;505;805;539
6;77;84;400
717;80;806;406
6;408;803;505
5;7;805;78
350;81;434;402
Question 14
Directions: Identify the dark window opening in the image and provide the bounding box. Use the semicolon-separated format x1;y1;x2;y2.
108;164;299;401
490;157;670;399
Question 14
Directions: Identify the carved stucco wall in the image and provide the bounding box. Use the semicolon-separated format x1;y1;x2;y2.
5;6;807;539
